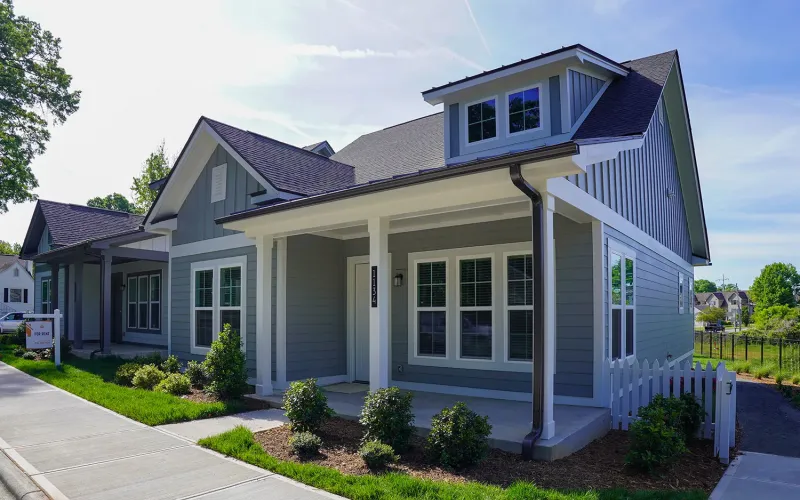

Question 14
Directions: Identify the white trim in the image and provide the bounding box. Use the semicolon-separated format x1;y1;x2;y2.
170;233;253;258
504;83;543;138
410;256;449;361
189;255;247;356
202;121;276;195
455;253;495;363
277;374;348;391
276;237;287;388
591;221;607;407
607;239;636;362
502;250;534;364
149;218;177;233
679;272;685;314
166;232;172;356
255;235;273;396
391;380;532;402
670;349;693;366
463;95;499;147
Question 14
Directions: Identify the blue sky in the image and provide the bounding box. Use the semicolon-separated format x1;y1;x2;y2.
3;0;799;288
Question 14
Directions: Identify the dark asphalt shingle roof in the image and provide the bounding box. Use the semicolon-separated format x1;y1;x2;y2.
574;50;676;139
38;200;144;247
204;118;354;195
0;256;29;276
302;141;324;151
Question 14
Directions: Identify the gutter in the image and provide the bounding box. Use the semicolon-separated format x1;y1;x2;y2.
509;164;546;460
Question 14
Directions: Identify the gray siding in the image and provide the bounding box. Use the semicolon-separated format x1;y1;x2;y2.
172;144;265;246
34;264;65;332
568;100;693;263
549;75;562;135
286;235;347;381
448;103;459;159
604;225;694;364
171;246;258;378
569;70;605;125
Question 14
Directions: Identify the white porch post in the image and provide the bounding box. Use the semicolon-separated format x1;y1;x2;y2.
368;217;390;391
276;237;287;389
256;234;274;396
541;193;556;439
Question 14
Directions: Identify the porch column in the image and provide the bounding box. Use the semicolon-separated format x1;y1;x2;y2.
100;252;112;354
50;262;60;320
255;234;274;396
73;261;84;349
541;194;557;439
368;217;390;391
276;237;287;389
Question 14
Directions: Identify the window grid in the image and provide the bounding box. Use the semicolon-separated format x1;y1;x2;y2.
506;253;533;362
128;273;161;331
508;85;541;134
9;289;22;303
190;257;247;354
41;279;51;314
466;98;497;143
415;260;447;358
194;269;214;348
219;266;242;337
458;256;493;361
609;247;635;361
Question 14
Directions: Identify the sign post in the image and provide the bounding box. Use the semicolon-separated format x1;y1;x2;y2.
23;309;61;367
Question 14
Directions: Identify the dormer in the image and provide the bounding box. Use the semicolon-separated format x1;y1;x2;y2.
422;44;628;165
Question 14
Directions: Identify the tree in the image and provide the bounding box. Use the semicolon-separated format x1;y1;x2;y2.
720;283;738;292
750;262;800;310
131;140;170;214
87;193;140;213
0;240;21;255
741;306;751;327
694;279;717;293
0;0;81;213
696;306;727;324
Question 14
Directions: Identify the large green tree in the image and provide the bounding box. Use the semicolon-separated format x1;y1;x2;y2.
0;239;20;254
0;0;80;212
131;140;170;214
720;283;739;292
87;193;140;213
694;279;717;293
696;306;727;324
750;262;800;309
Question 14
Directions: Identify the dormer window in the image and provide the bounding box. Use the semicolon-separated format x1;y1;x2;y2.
466;98;497;144
507;85;541;134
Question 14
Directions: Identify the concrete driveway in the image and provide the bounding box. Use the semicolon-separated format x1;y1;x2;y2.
0;362;339;500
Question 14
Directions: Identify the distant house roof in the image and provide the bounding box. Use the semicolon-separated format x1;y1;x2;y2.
0;255;30;277
302;140;335;157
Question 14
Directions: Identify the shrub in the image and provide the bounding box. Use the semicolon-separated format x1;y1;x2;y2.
114;362;142;386
731;360;751;374
283;378;334;433
637;394;704;441
49;336;72;360
155;373;191;395
0;334;12;345
677;393;705;440
12;346;25;357
161;355;181;374
626;409;687;473
426;402;492;469
792;374;800;386
776;372;788;385
185;360;208;388
289;431;322;458
203;324;247;399
12;323;26;345
132;364;166;390
359;441;398;470
753;363;776;379
133;352;163;365
359;387;414;452
21;350;37;360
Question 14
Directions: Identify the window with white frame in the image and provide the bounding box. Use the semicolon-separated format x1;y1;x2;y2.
466;98;497;143
13;268;19;277
127;273;161;331
506;254;533;361
687;277;693;314
150;275;161;329
416;260;447;357
219;266;242;335
194;269;214;348
508;86;541;134
609;244;635;360
191;256;246;353
679;273;685;314
458;256;493;360
9;288;22;303
41;279;51;314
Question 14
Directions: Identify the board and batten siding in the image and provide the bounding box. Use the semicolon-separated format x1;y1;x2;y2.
172;144;265;246
33;264;65;332
568;99;693;264
568;70;605;125
603;225;694;364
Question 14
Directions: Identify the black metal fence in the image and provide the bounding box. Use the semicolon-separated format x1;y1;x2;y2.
694;331;800;374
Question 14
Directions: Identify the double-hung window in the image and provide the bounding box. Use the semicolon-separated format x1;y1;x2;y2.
191;256;246;354
609;243;635;360
506;253;533;361
687;278;693;314
9;289;22;303
416;260;447;357
127;273;161;331
678;273;685;314
508;85;541;134
458;257;493;360
466;98;497;143
41;279;51;314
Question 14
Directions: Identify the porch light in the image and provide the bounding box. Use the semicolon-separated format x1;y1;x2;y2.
393;273;404;287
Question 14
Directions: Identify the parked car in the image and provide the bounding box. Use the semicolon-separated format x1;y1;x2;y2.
0;312;26;333
704;321;724;333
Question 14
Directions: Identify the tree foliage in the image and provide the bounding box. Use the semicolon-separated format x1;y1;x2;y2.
87;193;140;213
741;306;751;326
696;306;726;324
0;240;21;254
751;305;800;338
720;283;738;292
0;0;81;212
694;279;717;293
131;140;170;214
750;262;800;310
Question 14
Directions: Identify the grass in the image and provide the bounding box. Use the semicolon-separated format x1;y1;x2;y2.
0;345;245;425
198;427;707;500
731;360;752;374
752;363;777;380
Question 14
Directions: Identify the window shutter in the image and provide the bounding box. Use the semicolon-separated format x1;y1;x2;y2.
3;288;7;302
24;289;28;303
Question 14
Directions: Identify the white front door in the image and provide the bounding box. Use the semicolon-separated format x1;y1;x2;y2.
354;262;370;382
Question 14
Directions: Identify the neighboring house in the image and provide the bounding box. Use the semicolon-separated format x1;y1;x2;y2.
0;255;33;315
694;290;753;323
22;44;710;456
302;140;335;158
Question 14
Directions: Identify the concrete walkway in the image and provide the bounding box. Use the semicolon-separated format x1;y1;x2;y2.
157;409;288;442
711;452;800;499
0;362;339;500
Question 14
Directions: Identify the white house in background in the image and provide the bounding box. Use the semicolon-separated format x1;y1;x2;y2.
0;255;33;314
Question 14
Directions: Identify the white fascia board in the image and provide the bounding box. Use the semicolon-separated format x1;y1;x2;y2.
575;48;629;77
145;217;177;233
572;138;644;166
201;121;277;195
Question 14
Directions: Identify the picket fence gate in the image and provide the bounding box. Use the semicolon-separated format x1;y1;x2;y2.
608;358;736;464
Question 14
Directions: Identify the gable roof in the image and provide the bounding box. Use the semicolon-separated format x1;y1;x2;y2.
0;256;30;277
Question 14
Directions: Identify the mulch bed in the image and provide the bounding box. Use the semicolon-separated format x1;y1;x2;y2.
254;417;730;493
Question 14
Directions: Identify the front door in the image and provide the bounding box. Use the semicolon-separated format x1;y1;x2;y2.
111;272;123;343
354;262;370;382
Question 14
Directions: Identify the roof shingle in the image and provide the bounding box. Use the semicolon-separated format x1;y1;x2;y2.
38;201;144;247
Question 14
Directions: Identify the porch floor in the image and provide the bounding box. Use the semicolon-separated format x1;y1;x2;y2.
70;342;167;360
251;386;610;461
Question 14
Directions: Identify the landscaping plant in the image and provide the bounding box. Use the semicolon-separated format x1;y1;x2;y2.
132;364;166;390
283;378;334;433
21;350;37;360
203;324;247;399
114;362;142;386
12;346;25;357
792;374;800;385
753;363;775;379
133;352;163;365
155;373;191;395
775;372;788;385
185;360;208;388
50;335;72;359
731;360;751;374
161;354;181;374
358;440;398;470
288;431;322;458
12;323;26;345
359;387;414;452
426;402;492;469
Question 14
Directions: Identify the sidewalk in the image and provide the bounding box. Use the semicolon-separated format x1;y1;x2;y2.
711;452;800;499
0;362;339;500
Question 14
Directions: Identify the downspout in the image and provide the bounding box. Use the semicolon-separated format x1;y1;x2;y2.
509;163;546;460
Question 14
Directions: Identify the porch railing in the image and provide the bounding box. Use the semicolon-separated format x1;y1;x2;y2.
608;358;736;464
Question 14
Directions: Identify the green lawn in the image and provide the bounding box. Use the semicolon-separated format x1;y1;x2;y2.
0;346;245;425
199;427;707;500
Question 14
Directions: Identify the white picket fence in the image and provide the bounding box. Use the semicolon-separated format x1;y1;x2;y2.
608;358;736;464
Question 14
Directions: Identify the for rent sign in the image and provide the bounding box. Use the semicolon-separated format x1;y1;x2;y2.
25;321;53;349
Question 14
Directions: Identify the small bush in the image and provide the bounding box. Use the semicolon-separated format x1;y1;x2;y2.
133;352;163;365
626;410;687;473
185;360;208;388
678;393;705;440
775;372;789;385
155;373;191;395
132;364;166;390
289;431;322;458
792;374;800;385
203;324;247;399
12;323;26;345
12;346;25;357
114;362;142;386
21;350;36;360
161;355;181;374
359;441;398;470
283;378;334;433
637;394;704;441
731;360;751;374
426;402;492;469
753;364;775;379
359;387;414;452
0;334;12;345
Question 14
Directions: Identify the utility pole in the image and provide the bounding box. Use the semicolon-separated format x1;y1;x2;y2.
716;274;736;332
